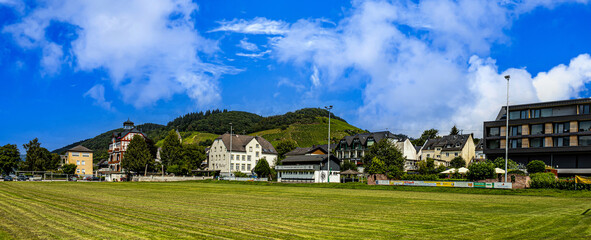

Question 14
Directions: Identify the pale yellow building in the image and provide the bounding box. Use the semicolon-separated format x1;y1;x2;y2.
65;145;93;176
419;134;476;166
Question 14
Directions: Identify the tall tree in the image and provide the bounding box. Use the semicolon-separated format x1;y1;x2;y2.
362;139;405;177
62;164;77;175
340;160;358;172
450;125;460;135
253;157;271;178
122;135;154;175
275;139;298;162
180;144;206;172
411;129;439;146
0;144;20;175
450;156;466;168
23;138;53;171
160;130;182;168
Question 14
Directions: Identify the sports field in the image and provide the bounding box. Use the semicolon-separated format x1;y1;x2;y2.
0;181;590;239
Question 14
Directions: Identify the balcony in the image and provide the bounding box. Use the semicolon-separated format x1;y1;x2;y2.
275;165;318;171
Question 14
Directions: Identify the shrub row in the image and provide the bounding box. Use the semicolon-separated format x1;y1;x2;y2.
398;174;439;181
529;172;591;190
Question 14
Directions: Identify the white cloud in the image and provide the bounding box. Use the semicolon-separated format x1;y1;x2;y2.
84;84;112;110
40;42;63;75
237;38;259;51
211;17;289;35
265;0;590;137
533;54;591;101
235;50;271;58
310;65;320;87
277;77;305;91
3;0;237;107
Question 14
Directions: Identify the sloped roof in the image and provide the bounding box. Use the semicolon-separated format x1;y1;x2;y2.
281;154;340;164
113;127;146;140
423;134;471;151
216;133;277;154
284;144;337;156
341;131;400;146
68;145;93;152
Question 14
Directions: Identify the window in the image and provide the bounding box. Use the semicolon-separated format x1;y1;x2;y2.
81;161;85;166
530;138;545;148
248;155;251;161
531;109;541;118
436;148;441;151
509;110;528;120
487;127;500;137
72;152;80;157
553;137;570;147
249;147;253;152
580;121;591;132
509;139;522;149
541;108;553;117
256;144;259;148
487;140;500;149
256;152;259;157
553;122;570;133
580;105;590;115
247;164;251;170
82;169;85;174
241;164;245;170
579;136;591;146
231;163;234;170
530;124;544;135
242;155;245;161
455;153;459;156
510;126;522;136
77;169;80;173
426;154;430;158
76;160;80;165
82;153;90;157
231;155;234;160
446;153;449;157
436;155;441;158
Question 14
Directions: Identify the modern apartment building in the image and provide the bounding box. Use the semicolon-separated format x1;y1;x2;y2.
64;145;93;177
483;98;591;175
208;133;277;176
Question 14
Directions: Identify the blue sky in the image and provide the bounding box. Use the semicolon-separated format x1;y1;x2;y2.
2;0;591;152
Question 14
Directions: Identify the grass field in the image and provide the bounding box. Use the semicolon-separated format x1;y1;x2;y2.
0;181;590;239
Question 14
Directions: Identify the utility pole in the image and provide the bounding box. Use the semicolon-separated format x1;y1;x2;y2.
325;105;333;183
505;75;510;183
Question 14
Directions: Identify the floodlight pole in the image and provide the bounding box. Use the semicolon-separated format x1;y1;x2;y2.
505;75;510;183
229;123;233;177
326;106;332;183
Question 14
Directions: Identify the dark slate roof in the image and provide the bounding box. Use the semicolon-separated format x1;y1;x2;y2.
414;145;422;153
284;144;337;156
113;127;146;139
124;119;134;125
341;131;400;146
423;134;471;151
281;155;340;164
68;145;93;152
216;133;277;154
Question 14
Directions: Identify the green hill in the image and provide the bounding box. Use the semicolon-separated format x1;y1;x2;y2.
251;117;364;147
53;108;365;162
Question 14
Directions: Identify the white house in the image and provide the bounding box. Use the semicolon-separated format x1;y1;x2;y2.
208;133;277;176
276;155;341;183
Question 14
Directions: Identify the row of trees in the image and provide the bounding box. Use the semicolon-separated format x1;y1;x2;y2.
147;130;207;176
0;138;62;175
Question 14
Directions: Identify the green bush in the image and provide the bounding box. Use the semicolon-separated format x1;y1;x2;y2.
449;157;466;168
529;172;556;188
527;160;546;174
233;171;249;178
399;174;439;181
467;161;495;181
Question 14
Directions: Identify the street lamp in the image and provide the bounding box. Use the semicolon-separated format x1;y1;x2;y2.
325;105;333;183
229;123;233;177
504;75;510;182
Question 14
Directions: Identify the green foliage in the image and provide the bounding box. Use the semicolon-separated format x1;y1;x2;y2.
181;144;206;172
450;125;459;135
417;158;445;175
275;139;298;161
450;157;466;168
167;164;182;175
400;174;440;181
62;164;77;175
161;130;182;168
411;129;439;146
467;161;495;181
0;144;20;175
253;157;271;178
366;157;386;175
527;160;546;174
492;157;518;170
233;171;249;178
362;139;405;173
22;138;57;171
529;172;556;189
340;160;358;172
121;135;154;175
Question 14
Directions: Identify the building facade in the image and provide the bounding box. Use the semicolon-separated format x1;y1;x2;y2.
335;131;417;166
105;120;147;180
208;133;277;176
419;134;475;166
483;99;591;175
276;155;341;183
64;145;93;177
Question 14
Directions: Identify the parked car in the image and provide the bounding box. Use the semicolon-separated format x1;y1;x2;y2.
83;176;94;181
17;175;28;181
3;176;13;181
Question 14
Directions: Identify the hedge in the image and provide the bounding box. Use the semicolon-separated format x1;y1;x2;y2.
529;172;591;190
